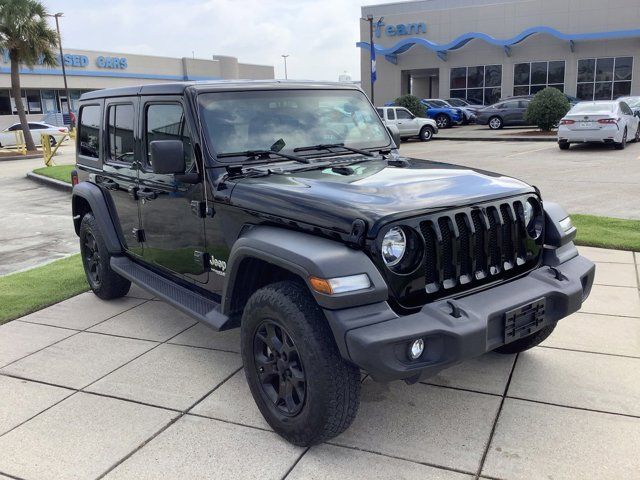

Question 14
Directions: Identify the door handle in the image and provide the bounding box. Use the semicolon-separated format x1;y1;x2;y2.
97;177;118;190
137;188;157;200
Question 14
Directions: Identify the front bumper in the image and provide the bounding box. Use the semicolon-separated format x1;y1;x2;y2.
326;253;595;382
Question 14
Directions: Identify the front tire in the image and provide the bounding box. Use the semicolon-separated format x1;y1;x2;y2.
79;213;131;299
241;281;361;446
493;324;556;354
488;116;503;130
559;141;570;150
419;126;434;141
435;114;450;129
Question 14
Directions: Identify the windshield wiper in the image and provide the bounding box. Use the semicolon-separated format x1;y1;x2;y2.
217;149;310;164
293;143;375;157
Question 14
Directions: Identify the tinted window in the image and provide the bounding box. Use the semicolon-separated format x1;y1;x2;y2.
514;63;530;86
596;58;614;82
485;65;502;87
620;102;633;115
531;62;547;85
450;67;466;89
107;104;135;163
146;103;194;170
7;124;20;131
467;66;484;88
387;108;395;120
79;105;100;158
503;101;519;109
376;108;383;118
28;123;46;129
548;61;565;84
396;109;412;119
578;59;595;83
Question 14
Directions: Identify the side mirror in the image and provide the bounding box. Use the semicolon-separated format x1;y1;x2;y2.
386;125;401;147
150;140;185;174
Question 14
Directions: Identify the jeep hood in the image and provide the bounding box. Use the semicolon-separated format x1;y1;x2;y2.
229;157;535;237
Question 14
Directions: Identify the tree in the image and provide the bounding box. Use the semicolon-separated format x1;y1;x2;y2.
394;94;426;118
524;87;571;131
0;0;58;151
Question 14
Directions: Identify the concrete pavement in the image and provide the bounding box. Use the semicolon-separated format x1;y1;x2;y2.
0;245;638;480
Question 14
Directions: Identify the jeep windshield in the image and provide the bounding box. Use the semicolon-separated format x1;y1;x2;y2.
197;89;391;160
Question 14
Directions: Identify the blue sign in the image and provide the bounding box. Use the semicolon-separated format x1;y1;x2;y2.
0;49;128;70
375;22;427;38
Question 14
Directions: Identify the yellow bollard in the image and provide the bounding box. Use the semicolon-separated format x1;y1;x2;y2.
69;127;76;139
42;134;53;166
14;130;26;155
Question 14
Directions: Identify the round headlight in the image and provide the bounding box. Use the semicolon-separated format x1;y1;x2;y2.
382;227;406;267
524;200;534;226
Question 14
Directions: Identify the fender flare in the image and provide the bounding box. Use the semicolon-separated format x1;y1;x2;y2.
71;182;123;254
221;226;389;312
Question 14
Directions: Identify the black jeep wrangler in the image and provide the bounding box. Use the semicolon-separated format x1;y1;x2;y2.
71;81;595;446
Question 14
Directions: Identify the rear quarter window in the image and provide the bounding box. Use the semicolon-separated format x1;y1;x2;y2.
78;105;101;159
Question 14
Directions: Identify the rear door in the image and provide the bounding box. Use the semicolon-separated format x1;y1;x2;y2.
98;98;143;257
137;97;208;284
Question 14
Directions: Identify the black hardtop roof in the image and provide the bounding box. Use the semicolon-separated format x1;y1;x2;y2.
79;80;361;101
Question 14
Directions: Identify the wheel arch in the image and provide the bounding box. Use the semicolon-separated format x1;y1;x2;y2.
72;182;123;254
221;226;388;319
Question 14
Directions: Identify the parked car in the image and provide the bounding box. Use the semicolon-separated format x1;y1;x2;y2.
72;80;594;447
502;93;579;106
425;98;477;125
557;100;640;150
0;122;68;147
420;99;464;128
446;97;483;107
376;106;438;141
617;96;640;115
476;99;532;129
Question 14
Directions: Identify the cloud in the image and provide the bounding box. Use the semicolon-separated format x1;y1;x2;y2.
43;0;375;81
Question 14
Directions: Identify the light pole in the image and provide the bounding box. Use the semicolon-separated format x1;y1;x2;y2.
360;15;383;105
281;54;289;80
47;12;72;125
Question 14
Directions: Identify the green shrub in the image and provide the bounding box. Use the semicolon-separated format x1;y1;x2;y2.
394;94;426;117
524;87;570;131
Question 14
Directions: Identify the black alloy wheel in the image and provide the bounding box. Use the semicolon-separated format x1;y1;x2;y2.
83;230;101;288
253;320;306;416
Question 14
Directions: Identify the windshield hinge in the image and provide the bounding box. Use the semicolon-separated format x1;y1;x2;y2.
347;219;367;248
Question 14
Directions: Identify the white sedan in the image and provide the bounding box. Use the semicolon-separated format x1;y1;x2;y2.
558;101;640;150
0;122;68;147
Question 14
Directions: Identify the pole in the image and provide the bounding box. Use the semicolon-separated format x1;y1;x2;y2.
368;17;375;105
281;54;289;79
53;14;72;125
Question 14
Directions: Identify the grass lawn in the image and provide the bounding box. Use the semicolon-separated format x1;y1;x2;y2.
0;255;88;325
572;214;640;252
32;164;74;184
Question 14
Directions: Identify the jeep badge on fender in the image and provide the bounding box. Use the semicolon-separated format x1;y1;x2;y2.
71;81;595;446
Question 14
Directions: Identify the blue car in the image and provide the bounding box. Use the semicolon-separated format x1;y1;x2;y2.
420;99;464;128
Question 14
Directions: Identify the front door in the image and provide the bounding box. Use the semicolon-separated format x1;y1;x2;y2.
137;98;208;284
98;98;142;257
395;108;415;135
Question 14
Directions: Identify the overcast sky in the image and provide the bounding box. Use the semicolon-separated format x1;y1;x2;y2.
42;0;388;81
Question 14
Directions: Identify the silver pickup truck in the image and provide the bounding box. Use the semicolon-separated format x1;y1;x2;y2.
376;106;438;141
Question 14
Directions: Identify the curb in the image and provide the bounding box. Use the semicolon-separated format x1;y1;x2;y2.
434;136;556;142
0;153;43;162
26;171;72;192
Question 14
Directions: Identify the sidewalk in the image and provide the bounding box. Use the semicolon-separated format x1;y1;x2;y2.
435;124;557;142
0;246;638;479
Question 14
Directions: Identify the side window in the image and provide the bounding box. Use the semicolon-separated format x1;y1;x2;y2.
375;108;383;118
7;124;20;131
107;104;135;163
620;102;632;115
78;105;100;159
396;109;412;120
145;103;195;170
28;123;46;129
387;109;396;120
518;100;530;108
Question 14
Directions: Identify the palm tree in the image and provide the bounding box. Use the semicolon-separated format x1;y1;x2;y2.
0;0;58;151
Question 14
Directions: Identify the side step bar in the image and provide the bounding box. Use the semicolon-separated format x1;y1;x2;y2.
110;255;230;331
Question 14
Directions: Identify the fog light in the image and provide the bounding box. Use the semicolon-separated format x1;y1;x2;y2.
408;339;424;360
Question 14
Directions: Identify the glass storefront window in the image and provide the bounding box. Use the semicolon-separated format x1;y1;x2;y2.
0;90;11;115
577;57;633;100
512;61;565;95
25;90;42;114
41;89;58;114
449;65;502;105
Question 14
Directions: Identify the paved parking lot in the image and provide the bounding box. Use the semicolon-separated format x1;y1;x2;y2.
0;245;638;479
400;139;640;220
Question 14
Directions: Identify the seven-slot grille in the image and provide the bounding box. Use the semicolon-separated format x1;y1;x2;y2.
419;198;534;296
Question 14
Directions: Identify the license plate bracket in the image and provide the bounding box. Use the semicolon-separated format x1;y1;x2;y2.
504;298;546;343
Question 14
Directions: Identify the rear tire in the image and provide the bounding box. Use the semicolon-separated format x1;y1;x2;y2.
241;281;361;446
559;141;570;150
419;126;434;141
615;128;627;150
435;114;450;129
488;116;503;130
79;213;131;300
493;324;556;354
634;125;640;143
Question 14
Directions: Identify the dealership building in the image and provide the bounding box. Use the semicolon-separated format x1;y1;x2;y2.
359;0;640;106
0;49;273;127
